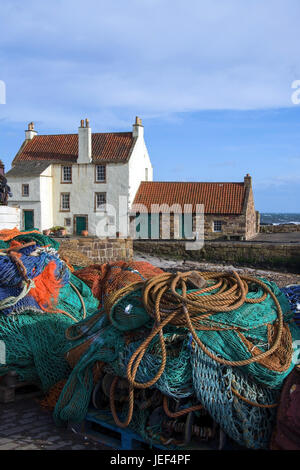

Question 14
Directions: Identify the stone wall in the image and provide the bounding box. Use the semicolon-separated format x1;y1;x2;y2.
57;237;133;263
134;240;300;272
260;224;300;233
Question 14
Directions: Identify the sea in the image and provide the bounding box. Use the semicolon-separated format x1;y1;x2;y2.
260;213;300;225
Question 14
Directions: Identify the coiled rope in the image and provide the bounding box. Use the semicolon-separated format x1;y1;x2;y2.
108;270;284;427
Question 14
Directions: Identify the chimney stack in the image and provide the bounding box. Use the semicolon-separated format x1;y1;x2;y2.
132;116;144;138
244;173;252;187
78;118;92;163
25;122;37;140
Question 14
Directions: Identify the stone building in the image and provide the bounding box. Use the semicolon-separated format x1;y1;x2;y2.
131;175;259;241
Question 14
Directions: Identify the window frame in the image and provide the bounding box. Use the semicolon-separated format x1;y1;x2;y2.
61;165;72;183
95;164;106;183
22;184;29;197
64;217;71;227
95;192;107;212
60;192;70;212
213;220;222;232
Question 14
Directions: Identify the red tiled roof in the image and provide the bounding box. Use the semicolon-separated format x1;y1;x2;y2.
13;132;134;164
132;182;246;214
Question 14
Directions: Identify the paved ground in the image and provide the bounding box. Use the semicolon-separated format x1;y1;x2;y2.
0;396;107;450
252;232;300;243
134;252;300;287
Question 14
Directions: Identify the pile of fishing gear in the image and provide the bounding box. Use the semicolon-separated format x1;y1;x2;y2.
0;227;299;450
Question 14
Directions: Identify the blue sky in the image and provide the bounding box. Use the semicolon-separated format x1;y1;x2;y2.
1;0;300;212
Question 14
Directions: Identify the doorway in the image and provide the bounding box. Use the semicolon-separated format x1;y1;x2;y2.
23;210;34;230
74;215;88;235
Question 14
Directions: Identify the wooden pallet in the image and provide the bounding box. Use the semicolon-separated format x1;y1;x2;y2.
71;409;217;451
0;372;42;404
70;409;169;450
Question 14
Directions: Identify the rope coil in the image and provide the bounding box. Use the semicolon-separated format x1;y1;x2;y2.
108;270;287;428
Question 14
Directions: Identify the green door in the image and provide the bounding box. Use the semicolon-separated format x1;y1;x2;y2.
75;216;87;235
24;210;34;230
178;214;193;239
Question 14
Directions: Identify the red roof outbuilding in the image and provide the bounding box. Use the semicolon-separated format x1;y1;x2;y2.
132;181;246;214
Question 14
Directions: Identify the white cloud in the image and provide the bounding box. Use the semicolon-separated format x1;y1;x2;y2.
1;0;300;128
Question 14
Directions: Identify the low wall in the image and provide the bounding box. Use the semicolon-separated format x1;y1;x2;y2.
260;224;300;233
0;206;20;230
57;237;133;263
134;240;300;272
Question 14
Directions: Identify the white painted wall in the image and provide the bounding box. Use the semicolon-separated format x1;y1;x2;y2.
40;165;53;230
0;206;21;230
51;162;130;235
7;174;42;229
78;125;92;163
128;131;153;208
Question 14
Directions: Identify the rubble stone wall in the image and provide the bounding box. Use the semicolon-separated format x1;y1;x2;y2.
57;237;133;263
134;240;300;271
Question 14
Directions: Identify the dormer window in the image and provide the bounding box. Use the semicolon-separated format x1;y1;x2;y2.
95;165;106;183
61;165;72;183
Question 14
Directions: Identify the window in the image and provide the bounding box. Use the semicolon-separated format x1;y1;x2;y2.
213;220;222;232
22;184;29;197
60;193;70;211
64;218;71;227
61;166;72;183
95;192;106;211
145;168;148;181
95;165;106;182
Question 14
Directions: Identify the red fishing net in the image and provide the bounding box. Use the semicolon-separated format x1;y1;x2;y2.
74;260;163;305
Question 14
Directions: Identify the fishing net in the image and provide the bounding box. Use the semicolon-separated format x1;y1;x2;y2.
75;261;163;306
0;229;59;250
0;230;298;450
0;228;40;242
53;270;300;450
0;273;99;391
0;244;70;316
281;284;300;328
191;344;279;449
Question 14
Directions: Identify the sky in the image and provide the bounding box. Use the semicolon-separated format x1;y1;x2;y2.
0;0;300;212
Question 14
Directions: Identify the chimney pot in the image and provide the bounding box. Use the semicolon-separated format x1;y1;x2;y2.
85;118;90;128
133;116;144;138
25;122;37;140
80;119;84;127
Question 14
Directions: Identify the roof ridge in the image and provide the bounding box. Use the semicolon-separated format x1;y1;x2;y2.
141;181;244;184
33;131;132;137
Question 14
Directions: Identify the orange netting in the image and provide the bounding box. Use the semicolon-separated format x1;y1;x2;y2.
29;260;63;310
0;227;40;242
40;379;67;410
74;261;164;303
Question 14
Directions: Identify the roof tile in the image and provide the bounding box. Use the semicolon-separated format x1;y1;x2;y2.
13;132;134;164
132;182;246;214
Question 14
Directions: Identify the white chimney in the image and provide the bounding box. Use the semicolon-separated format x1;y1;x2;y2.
25;122;37;140
78;118;92;163
132;116;144;138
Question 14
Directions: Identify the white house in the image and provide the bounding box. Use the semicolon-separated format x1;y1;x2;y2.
6;117;153;236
